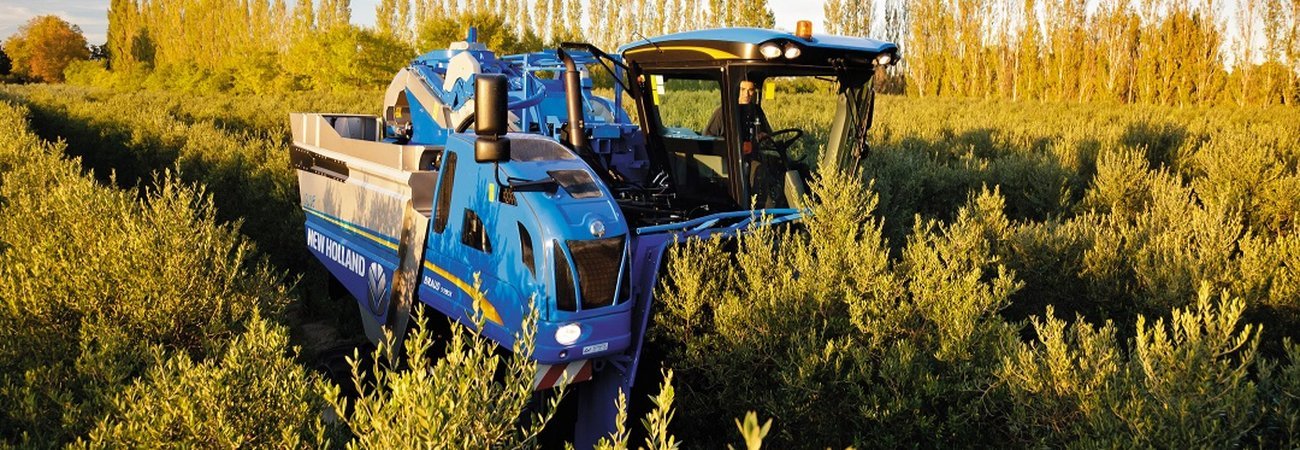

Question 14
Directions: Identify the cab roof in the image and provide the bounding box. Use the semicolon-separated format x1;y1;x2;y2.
616;27;898;65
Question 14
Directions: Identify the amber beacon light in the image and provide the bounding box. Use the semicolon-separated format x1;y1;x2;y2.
795;20;813;39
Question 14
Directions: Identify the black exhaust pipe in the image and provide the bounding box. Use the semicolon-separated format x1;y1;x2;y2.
556;48;589;153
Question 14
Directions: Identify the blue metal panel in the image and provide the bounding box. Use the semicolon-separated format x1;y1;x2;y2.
411;133;636;365
303;209;401;325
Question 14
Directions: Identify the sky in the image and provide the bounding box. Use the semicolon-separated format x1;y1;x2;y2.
0;0;827;46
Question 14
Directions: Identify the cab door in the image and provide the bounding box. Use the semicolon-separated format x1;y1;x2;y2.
634;69;746;210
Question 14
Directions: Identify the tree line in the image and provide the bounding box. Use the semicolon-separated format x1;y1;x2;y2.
92;0;774;92
889;0;1300;106
56;0;1300;105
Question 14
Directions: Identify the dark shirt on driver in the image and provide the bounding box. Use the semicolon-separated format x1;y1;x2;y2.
705;104;772;145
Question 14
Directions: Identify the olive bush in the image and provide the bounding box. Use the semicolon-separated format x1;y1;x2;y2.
0;100;291;446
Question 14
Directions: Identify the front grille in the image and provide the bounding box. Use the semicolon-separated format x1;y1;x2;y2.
567;236;625;309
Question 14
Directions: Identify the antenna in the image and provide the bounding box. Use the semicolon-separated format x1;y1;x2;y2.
632;29;662;53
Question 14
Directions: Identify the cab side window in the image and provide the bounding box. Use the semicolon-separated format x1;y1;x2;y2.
433;152;457;233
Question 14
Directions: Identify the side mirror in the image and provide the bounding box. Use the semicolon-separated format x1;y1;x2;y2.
474;73;510;163
475;137;509;164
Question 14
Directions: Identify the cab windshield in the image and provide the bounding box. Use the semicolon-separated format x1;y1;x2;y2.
648;71;871;210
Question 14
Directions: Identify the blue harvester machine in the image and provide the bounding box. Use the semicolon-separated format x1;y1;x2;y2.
290;24;897;445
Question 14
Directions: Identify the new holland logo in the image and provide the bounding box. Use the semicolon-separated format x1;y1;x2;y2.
366;262;390;316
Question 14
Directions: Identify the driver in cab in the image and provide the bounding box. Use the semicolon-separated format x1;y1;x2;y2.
704;80;785;206
705;80;770;155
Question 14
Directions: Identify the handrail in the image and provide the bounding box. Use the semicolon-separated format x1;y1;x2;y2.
635;208;803;235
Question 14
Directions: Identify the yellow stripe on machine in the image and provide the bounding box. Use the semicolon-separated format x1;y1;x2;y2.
625;45;740;60
304;208;504;326
305;208;398;251
422;261;504;325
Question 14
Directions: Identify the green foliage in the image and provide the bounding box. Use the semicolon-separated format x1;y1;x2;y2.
1257;341;1300;446
638;369;679;450
0;99;291;446
0;84;374;273
594;370;690;450
283;27;413;92
417;11;541;56
2;79;1299;448
326;304;560;448
1001;289;1262;447
82;315;329;448
861;95;1300;330
655;171;1020;447
731;411;772;450
650;90;1299;447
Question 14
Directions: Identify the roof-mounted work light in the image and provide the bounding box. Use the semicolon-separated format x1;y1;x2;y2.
784;45;801;59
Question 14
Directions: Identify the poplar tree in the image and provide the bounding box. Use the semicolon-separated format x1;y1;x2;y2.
1044;0;1086;101
250;0;273;48
534;0;550;42
516;0;534;41
548;0;565;43
633;0;649;36
825;0;873;36
734;0;774;28
651;0;668;34
378;0;400;38
708;0;728;28
845;0;873;36
823;0;845;35
953;0;987;96
500;0;516;38
271;0;289;50
292;0;316;37
413;0;429;31
683;0;701;32
602;0;626;49
397;0;413;43
1014;0;1043;100
106;0;140;70
584;0;604;47
880;0;907;93
670;0;685;34
1259;0;1289;104
1096;0;1140;102
1235;0;1260;105
1289;0;1300;104
566;0;585;41
318;0;352;30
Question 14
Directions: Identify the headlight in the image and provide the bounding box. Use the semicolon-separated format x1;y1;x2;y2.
556;323;582;345
760;44;782;59
784;45;801;59
876;53;893;66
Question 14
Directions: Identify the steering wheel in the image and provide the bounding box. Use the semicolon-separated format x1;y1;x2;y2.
756;128;805;166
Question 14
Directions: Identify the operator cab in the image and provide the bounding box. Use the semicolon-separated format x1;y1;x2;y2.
616;26;899;215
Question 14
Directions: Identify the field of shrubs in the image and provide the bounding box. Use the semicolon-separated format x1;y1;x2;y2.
1;83;1298;447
